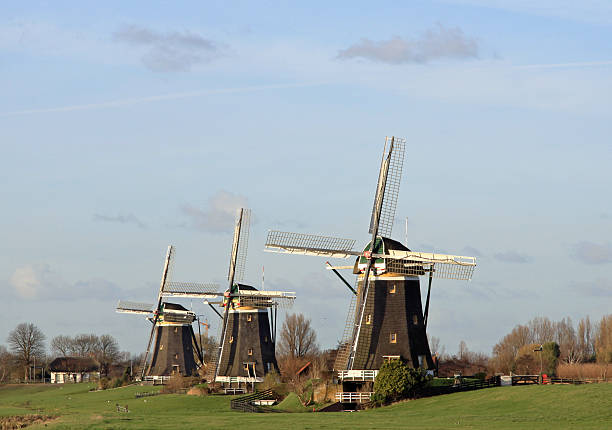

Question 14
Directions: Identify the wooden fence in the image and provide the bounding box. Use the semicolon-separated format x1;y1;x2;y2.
230;388;278;413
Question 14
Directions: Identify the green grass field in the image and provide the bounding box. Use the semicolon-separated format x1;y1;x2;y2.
0;382;610;429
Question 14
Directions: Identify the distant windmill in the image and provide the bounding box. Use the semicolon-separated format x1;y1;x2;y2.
199;208;295;387
265;136;477;377
116;246;220;380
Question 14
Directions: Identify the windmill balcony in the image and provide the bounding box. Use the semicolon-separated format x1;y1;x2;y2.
337;369;379;381
215;376;263;384
336;392;374;403
143;375;171;385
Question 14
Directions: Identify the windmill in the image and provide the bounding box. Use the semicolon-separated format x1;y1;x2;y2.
265;136;477;378
199;208;295;387
116;246;220;380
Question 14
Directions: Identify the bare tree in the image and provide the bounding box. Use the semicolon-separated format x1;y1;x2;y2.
278;313;319;358
196;334;218;363
50;335;74;357
428;335;444;357
595;314;612;363
0;346;12;383
555;317;580;364
577;316;595;362
96;335;120;376
7;323;46;381
458;340;469;361
71;334;100;357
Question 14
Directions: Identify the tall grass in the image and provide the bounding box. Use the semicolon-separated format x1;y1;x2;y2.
556;363;610;380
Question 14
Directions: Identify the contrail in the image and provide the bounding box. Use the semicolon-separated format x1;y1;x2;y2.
0;82;326;117
515;60;612;70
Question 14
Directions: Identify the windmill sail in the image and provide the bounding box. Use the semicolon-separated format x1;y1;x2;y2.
368;136;406;238
265;230;358;258
162;281;221;297
116;300;154;314
228;208;251;283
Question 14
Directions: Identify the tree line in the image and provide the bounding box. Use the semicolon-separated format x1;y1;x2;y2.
431;313;612;379
1;322;131;383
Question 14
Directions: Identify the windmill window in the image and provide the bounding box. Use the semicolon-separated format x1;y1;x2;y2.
389;284;396;294
247;314;252;322
366;314;372;325
413;315;419;325
229;336;234;343
174;326;178;333
160;344;164;350
264;336;268;343
390;333;397;344
248;348;253;356
174;353;179;359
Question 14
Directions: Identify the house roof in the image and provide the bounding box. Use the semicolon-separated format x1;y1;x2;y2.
49;357;100;372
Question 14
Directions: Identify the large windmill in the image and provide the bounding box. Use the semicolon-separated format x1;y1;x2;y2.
265;137;477;380
200;208;295;387
116;246;220;380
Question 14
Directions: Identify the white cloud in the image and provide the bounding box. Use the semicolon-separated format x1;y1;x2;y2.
93;213;146;229
8;264;121;300
113;25;223;72
181;190;248;233
337;24;478;64
571;241;612;264
493;251;532;263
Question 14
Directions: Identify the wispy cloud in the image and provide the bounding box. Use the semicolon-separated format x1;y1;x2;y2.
113;25;223;72
181;190;248;233
494;250;532;263
571;241;612;264
9;264;121;300
93;213;146;229
515;60;612;70
570;278;612;297
461;246;483;257
0;82;325;117
337;24;479;64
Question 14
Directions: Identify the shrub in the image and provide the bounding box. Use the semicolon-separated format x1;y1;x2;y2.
372;361;432;405
542;342;561;375
161;375;197;394
98;378;110;390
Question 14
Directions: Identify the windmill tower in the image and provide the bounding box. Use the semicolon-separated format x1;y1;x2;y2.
201;208;295;388
265;136;477;398
116;246;219;380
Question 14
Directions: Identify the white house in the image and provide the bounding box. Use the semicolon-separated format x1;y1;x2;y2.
49;357;100;383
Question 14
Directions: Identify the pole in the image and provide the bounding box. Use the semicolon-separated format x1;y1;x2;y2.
326;262;357;295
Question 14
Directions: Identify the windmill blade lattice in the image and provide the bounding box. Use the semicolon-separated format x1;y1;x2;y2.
384;252;477;280
368;136;406;238
162;281;221;297
228;208;251;283
265;230;358;258
116;300;154;314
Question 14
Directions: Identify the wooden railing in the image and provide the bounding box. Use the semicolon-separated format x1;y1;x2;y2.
335;392;374;403
230;389;277;413
421;377;499;397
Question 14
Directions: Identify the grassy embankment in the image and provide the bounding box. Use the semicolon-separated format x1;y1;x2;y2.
0;382;610;429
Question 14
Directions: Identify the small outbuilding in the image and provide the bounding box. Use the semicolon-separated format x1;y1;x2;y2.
49;357;100;383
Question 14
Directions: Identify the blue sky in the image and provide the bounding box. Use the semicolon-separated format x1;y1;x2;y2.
1;0;611;356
